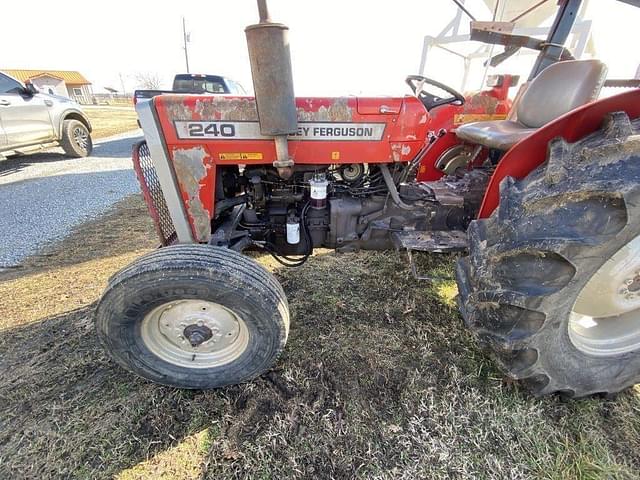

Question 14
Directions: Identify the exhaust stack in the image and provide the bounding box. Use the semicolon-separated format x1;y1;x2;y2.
245;0;298;178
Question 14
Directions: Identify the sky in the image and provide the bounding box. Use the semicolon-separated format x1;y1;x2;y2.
1;0;639;97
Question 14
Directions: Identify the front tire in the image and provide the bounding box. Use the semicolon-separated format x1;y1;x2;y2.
61;119;93;157
457;112;640;398
96;245;289;389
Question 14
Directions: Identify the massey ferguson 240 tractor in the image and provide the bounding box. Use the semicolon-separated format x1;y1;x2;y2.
96;0;640;398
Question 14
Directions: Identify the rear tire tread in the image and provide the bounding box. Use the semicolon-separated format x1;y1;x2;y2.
458;112;640;397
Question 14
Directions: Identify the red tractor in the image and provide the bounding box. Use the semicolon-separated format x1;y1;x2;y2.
96;0;640;398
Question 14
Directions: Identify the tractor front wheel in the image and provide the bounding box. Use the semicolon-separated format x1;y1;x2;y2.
457;112;640;398
96;245;289;389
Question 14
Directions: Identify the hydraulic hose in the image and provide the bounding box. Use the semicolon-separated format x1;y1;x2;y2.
379;164;414;211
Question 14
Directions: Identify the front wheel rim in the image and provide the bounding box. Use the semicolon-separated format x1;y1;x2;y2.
569;234;640;356
141;300;249;368
72;126;89;150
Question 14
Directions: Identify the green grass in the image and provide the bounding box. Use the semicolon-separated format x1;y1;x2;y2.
0;196;638;479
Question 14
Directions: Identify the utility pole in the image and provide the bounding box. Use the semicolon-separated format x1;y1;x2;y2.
119;72;126;96
182;17;190;73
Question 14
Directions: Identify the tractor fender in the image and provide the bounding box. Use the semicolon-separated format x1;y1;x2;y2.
478;88;640;218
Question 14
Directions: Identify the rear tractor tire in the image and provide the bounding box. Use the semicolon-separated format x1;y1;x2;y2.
457;112;640;398
95;245;289;389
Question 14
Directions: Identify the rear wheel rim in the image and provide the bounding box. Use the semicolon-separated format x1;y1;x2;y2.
569;235;640;356
141;300;249;368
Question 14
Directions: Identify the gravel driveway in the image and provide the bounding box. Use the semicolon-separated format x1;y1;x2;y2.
0;130;143;269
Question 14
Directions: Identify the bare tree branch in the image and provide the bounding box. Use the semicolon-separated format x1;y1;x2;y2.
134;72;162;90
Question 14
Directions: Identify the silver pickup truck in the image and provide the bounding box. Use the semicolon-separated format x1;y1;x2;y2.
0;71;93;160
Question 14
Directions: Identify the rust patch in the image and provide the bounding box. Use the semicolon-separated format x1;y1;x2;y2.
464;94;500;115
163;97;259;122
163;96;354;123
296;98;353;122
195;97;259;121
172;147;211;241
165;99;196;122
390;143;402;162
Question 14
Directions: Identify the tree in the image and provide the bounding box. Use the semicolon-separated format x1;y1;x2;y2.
134;72;162;90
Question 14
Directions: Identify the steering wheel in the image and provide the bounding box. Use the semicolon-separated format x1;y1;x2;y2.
406;75;465;110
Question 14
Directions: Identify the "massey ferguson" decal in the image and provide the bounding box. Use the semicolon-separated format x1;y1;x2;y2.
174;121;386;141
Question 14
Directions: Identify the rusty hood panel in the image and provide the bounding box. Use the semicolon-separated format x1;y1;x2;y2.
154;94;429;163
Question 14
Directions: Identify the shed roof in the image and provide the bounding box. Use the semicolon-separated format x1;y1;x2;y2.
3;69;91;85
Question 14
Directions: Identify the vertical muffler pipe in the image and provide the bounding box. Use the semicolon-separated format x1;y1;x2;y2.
245;0;298;179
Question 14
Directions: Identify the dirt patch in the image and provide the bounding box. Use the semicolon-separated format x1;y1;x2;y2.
1;196;639;479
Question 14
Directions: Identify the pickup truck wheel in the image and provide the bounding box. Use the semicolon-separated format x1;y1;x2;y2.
95;245;289;389
457;112;640;398
61;119;93;157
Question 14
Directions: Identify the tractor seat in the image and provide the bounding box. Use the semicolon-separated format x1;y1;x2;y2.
456;59;607;151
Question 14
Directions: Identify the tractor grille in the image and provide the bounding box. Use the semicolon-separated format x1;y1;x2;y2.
132;141;177;246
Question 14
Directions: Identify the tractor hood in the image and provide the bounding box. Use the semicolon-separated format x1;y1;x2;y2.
144;94;430;165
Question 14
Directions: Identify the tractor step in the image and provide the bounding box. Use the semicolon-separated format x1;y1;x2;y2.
391;230;468;253
392;230;468;281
